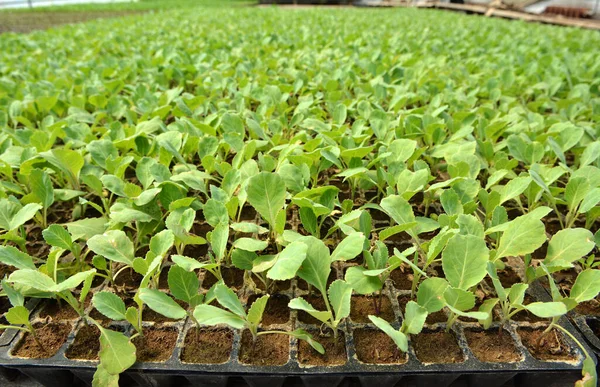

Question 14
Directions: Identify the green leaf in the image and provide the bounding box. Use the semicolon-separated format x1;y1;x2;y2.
93;366;119;387
544;229;595;269
495;214;547;260
54;269;96;292
247;172;286;228
416;278;448;313
97;326;136;374
570;270;600;303
379;222;418;241
580;188;600;214
296;236;331;294
380;195;416;230
288;297;331;324
93;291;127;320
209;223;229;261
168;265;199;304
149;230;174;257
215;284;245;318
330;232;365;262
369;315;408;352
267;240;307;281
171;255;217;272
139;288;187;319
9;269;56;292
565;177;590;211
328;280;352;322
9;203;42;231
30;169;54;209
442;234;489;290
193;304;246;329
344;266;382;295
5;305;30;325
0;246;36;270
403;301;427;334
66;217;107;240
203;199;229;227
247;295;269;326
232;238;268;252
524;302;567;318
42;225;72;250
290;329;325;354
443;287;476;312
87;230;135;266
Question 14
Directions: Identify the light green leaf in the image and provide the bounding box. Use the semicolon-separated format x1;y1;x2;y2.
524;302;567;318
168;265;199;304
232;238;268;252
328;280;352;322
416;277;448;313
0;246;36;270
369;315;408;352
288;297;331;324
544;229;595;268
97;326;136;374
30;169;54;209
403;301;427;334
9;269;56;292
344;266;382;295
10;203;42;231
247;172;286;228
380;195;416;230
87;230;135;266
570;270;600;303
42;225;72;250
330;232;365;262
296;236;331;294
267;241;307;281
495;214;547;260
92;292;127;320
247;295;269;326
139;288;187;319
5;305;30;326
193;304;246;329
442;234;489;289
215;284;245;318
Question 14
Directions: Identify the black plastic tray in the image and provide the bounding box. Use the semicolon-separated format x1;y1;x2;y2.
0;263;595;387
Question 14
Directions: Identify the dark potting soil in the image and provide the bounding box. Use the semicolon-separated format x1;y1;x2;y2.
397;295;447;324
353;329;407;364
517;327;576;362
238;330;289;366
113;269;143;291
497;267;521;288
575;299;600;316
389;268;413;290
254;278;291;292
413;330;464;363
65;324;100;360
39;299;79;320
247;294;290;326
12;322;71;359
464;329;521;363
298;331;346;366
202;267;245;290
181;327;233;364
132;326;178;362
350;295;395;323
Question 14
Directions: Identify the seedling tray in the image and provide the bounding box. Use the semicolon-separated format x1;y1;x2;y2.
0;268;594;387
